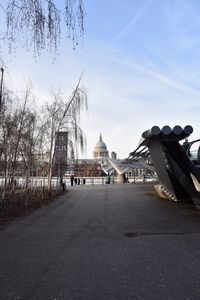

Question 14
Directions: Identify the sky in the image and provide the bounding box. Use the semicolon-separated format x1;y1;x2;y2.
1;0;200;158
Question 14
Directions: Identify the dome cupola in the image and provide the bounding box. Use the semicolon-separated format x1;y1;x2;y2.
93;134;109;159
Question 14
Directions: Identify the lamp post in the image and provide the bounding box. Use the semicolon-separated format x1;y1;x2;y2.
0;67;4;112
0;68;3;180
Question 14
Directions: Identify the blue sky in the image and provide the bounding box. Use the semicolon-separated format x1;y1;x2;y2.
1;0;200;158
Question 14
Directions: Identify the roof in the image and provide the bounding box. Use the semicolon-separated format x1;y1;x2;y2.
94;134;107;151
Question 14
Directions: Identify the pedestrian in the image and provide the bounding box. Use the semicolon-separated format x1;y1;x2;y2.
83;178;86;185
78;178;80;185
125;174;129;183
60;177;63;189
74;177;77;185
182;139;191;156
70;174;74;186
122;173;126;183
106;174;110;184
143;173;146;183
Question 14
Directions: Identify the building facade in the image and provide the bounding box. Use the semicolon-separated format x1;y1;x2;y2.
111;151;117;160
66;159;103;177
52;131;68;177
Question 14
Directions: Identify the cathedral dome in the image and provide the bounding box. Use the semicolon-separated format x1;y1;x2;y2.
93;134;109;159
94;140;107;151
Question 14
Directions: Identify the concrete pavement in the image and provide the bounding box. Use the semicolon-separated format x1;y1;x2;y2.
1;183;200;299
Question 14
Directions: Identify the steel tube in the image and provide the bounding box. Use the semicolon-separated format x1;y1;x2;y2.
172;125;182;135
183;125;193;135
161;125;171;135
142;126;161;139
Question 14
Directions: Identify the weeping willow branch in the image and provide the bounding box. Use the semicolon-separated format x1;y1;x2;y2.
3;0;85;57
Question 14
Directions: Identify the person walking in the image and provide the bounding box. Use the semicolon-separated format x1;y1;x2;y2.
182;139;191;156
70;174;74;186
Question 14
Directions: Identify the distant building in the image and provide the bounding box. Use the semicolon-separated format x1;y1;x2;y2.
64;134;111;177
111;151;117;160
52;131;68;176
93;134;110;168
66;159;103;177
93;134;109;159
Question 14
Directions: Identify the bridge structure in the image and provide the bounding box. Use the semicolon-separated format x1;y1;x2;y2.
101;156;155;183
127;125;200;205
102;125;200;205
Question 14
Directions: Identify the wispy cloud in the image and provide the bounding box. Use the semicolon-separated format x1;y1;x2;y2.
106;50;200;102
113;5;148;41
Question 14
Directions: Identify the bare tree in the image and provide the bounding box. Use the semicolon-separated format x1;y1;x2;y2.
43;73;87;192
0;71;88;218
20;111;37;187
0;0;85;57
0;84;36;188
0;73;88;222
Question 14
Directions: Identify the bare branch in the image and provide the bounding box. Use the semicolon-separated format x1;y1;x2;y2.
1;0;85;57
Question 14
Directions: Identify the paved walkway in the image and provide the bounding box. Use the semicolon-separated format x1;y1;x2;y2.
1;183;200;299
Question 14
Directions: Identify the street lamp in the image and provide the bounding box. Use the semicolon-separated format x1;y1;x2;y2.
0;67;4;112
0;68;4;177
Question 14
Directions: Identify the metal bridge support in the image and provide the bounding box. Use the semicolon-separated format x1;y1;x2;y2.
117;173;126;183
139;125;200;205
